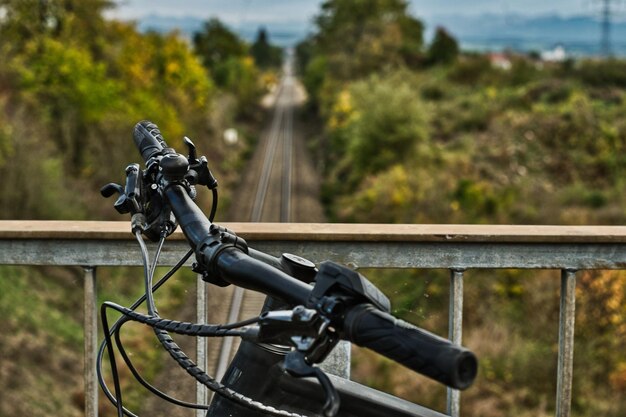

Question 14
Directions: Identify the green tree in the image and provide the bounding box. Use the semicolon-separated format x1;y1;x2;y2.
193;18;247;74
0;0;51;43
1;4;218;178
17;38;121;171
214;56;261;114
312;0;424;79
192;18;262;114
0;0;113;53
148;32;213;111
427;27;459;65
250;27;282;69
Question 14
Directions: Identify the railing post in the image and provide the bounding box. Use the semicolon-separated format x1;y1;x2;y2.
215;287;245;382
556;269;577;417
320;341;352;379
196;274;208;416
83;266;98;417
447;269;465;417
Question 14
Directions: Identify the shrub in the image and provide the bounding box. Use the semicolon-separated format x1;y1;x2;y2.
575;59;626;88
333;73;429;179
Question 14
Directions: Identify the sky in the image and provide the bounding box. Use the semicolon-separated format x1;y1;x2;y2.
108;0;596;23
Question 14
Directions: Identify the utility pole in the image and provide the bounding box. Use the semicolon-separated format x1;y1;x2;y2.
596;0;624;57
600;0;612;57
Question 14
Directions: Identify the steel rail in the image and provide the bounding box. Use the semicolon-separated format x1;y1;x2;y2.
280;75;294;223
250;78;286;222
217;68;298;383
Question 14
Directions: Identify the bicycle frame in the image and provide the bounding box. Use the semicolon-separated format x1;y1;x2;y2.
208;296;449;417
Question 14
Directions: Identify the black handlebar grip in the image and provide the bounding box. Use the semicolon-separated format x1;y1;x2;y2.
133;120;167;161
343;304;477;390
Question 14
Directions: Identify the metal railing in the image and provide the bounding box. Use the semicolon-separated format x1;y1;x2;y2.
2;221;626;417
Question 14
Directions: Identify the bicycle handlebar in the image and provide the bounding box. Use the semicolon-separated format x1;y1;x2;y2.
163;183;312;304
131;120;477;390
344;304;476;390
133;121;166;161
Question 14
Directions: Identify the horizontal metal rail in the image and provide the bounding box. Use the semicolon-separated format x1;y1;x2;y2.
2;221;626;417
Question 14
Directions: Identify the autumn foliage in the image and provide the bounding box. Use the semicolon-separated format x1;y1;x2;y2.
299;0;626;415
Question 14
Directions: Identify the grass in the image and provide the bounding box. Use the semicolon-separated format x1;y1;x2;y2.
0;262;200;417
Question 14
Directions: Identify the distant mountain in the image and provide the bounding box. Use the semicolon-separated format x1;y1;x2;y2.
427;14;626;56
130;13;626;56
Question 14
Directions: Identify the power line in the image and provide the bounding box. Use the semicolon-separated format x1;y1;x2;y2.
596;0;624;57
601;0;612;56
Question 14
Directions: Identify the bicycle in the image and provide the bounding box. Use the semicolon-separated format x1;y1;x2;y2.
98;120;478;417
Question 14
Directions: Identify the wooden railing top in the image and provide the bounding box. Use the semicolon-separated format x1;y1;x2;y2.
1;220;626;243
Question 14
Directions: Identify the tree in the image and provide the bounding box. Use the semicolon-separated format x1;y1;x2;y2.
312;0;424;79
17;38;122;170
0;0;113;53
427;27;459;65
250;27;282;69
192;18;261;112
193;18;247;72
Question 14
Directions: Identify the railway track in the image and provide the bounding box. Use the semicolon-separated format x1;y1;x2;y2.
140;56;326;416
214;58;298;381
250;75;295;223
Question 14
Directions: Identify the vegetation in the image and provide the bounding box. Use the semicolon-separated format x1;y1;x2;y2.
427;27;459;65
250;27;283;69
0;2;283;415
1;0;625;415
298;0;626;415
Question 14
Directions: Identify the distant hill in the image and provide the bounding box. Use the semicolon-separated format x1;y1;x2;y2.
428;14;626;56
132;13;626;56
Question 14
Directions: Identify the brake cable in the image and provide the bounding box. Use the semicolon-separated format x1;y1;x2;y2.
100;231;312;417
97;247;194;417
109;232;215;412
101;231;175;417
113;318;211;411
99;150;316;416
98;186;220;415
105;304;313;417
133;233;312;417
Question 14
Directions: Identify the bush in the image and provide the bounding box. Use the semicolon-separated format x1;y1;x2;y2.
331;73;429;179
448;55;493;84
303;55;328;108
575;59;626;88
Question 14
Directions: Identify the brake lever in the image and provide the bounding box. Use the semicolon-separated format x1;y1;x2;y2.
284;351;340;417
256;306;341;417
183;136;218;189
183;136;197;160
100;182;123;198
100;164;142;215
